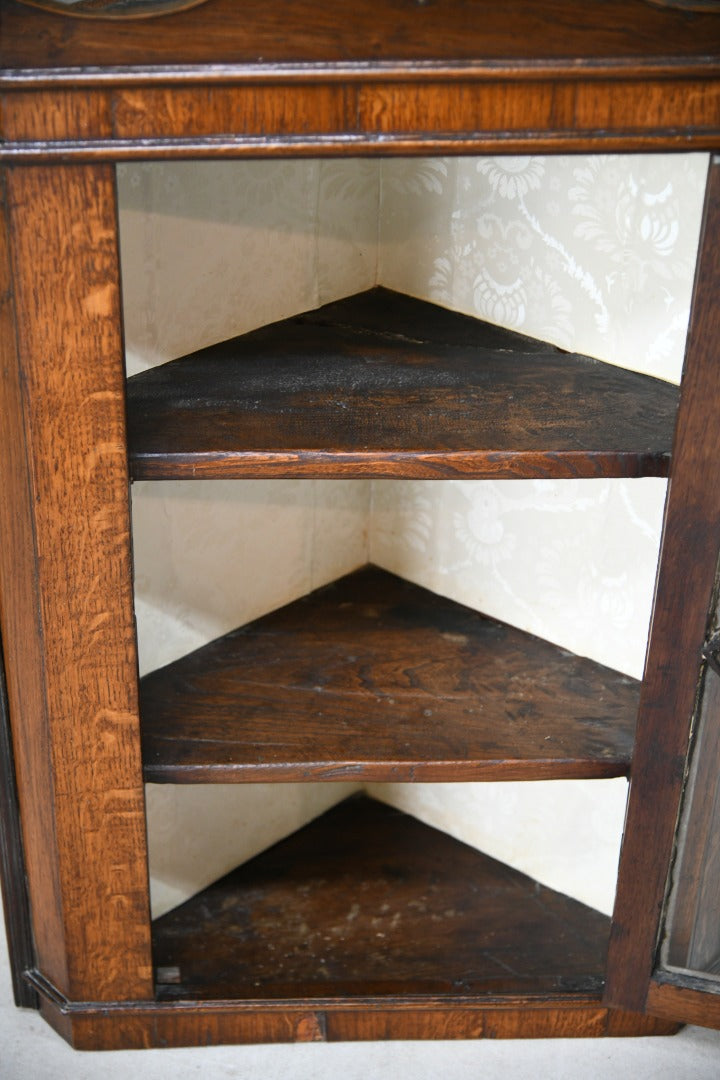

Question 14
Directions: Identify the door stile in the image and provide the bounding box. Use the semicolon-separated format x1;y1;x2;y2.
604;156;720;1019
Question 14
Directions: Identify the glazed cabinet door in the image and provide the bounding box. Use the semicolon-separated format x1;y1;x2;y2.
648;635;720;1027
604;156;720;1029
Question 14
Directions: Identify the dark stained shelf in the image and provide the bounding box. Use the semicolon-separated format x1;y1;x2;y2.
152;794;611;1002
126;288;678;481
140;565;638;784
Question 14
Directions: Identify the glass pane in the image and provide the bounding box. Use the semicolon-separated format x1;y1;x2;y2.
645;1;720;10
661;633;720;982
18;0;208;17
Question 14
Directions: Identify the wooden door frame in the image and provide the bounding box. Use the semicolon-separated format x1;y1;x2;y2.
604;155;720;1024
0;629;37;1009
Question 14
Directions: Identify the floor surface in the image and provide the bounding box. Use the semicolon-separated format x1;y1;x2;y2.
2;893;720;1079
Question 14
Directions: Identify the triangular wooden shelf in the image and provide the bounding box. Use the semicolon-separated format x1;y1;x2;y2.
126;287;677;481
140;565;637;784
153;794;612;1002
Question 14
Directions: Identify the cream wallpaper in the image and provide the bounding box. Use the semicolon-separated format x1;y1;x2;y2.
118;153;709;918
379;155;707;380
118;160;377;916
371;153;707;914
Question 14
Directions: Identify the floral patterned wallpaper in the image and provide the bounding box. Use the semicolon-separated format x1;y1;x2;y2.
372;153;708;913
380;155;707;380
118;153;709;917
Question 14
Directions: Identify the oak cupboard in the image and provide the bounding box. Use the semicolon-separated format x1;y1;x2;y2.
1;0;720;1049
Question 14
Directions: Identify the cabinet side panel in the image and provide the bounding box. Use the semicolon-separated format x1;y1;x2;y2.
0;164;153;1002
0;167;68;995
605;157;720;1012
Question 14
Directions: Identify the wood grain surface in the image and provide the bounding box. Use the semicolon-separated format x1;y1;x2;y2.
646;974;720;1028
127;288;677;481
2;0;719;72
1;1;719;158
0;165;153;1002
605;158;720;1016
18;795;680;1046
152;794;612;1000
140;566;638;784
30;989;679;1050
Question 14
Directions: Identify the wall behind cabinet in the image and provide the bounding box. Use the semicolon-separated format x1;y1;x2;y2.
369;154;707;913
119;160;378;917
117;153;708;919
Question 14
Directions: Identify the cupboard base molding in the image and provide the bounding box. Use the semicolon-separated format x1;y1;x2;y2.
22;794;684;1048
28;978;679;1051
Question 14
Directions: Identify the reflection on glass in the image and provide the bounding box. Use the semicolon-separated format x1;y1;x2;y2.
644;0;720;11
18;0;208;17
661;639;720;983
